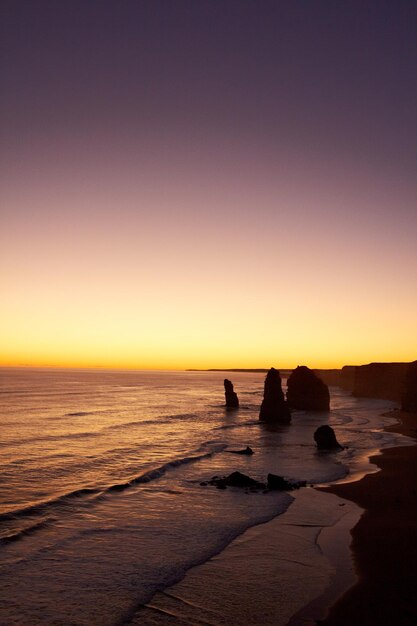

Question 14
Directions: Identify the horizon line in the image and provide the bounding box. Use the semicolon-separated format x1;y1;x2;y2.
1;361;414;373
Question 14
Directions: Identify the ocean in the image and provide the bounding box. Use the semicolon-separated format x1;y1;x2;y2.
0;368;406;625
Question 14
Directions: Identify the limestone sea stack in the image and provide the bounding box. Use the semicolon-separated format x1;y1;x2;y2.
286;365;330;410
259;368;291;422
401;361;417;412
224;379;239;408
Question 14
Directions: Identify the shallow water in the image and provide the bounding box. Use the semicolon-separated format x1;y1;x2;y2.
0;368;404;624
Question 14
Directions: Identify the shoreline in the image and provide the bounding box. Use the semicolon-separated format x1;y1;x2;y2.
316;410;417;625
136;488;363;626
135;408;416;626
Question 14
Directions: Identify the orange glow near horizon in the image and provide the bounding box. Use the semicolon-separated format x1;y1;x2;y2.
1;161;417;373
2;2;417;374
2;157;417;371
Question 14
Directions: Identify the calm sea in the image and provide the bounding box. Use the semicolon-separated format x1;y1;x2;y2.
0;368;401;624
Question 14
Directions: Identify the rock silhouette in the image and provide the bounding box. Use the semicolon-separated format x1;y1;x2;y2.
206;471;265;490
401;361;417;412
224;379;239;408
314;425;343;450
287;365;330;410
259;368;291;422
226;446;254;455
203;471;306;491
267;473;306;490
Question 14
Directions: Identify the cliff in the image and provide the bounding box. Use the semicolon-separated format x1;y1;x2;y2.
313;369;342;387
401;361;417;412
340;366;357;391
353;362;410;401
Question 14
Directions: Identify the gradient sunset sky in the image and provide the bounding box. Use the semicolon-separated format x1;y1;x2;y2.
1;1;416;370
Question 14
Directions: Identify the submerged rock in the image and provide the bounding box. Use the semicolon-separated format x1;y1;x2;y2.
226;446;254;455
401;361;417;412
259;368;291;422
207;471;265;490
204;471;306;492
224;379;239;408
287;366;330;411
314;425;343;450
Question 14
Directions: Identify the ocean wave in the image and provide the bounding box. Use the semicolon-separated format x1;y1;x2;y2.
104;413;196;431
1;413;200;448
0;443;228;522
0;430;101;448
214;420;259;431
0;519;53;545
106;445;227;493
0;487;101;523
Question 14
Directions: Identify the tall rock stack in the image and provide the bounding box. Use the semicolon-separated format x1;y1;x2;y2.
224;379;239;408
287;365;330;410
259;368;291;422
401;361;417;412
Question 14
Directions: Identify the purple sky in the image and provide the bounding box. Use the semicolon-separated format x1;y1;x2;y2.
1;1;417;368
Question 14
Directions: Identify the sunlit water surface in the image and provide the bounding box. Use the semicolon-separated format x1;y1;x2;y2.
0;368;404;624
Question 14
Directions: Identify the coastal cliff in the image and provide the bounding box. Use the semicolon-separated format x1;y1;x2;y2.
401;361;417;412
352;362;409;401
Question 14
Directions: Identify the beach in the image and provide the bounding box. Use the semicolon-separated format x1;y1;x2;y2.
136;488;363;626
136;409;417;626
320;411;417;625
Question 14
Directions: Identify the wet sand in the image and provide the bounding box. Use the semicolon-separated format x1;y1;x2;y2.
135;488;362;625
320;410;417;626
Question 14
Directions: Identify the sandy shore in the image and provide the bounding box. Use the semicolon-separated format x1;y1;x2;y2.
135;488;363;625
134;410;417;626
320;410;417;626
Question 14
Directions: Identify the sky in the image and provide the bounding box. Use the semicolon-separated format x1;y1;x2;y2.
1;0;416;370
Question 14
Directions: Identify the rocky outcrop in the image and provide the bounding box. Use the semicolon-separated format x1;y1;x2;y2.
204;471;265;490
259;368;291;422
353;362;409;401
202;471;305;491
401;361;417;412
224;379;239;408
287;366;330;410
314;425;343;450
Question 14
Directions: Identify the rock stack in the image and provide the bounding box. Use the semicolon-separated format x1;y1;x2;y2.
401;361;417;412
224;379;239;408
314;425;343;450
286;365;330;410
259;368;291;422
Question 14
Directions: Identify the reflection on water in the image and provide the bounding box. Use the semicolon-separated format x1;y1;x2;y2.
0;368;403;624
